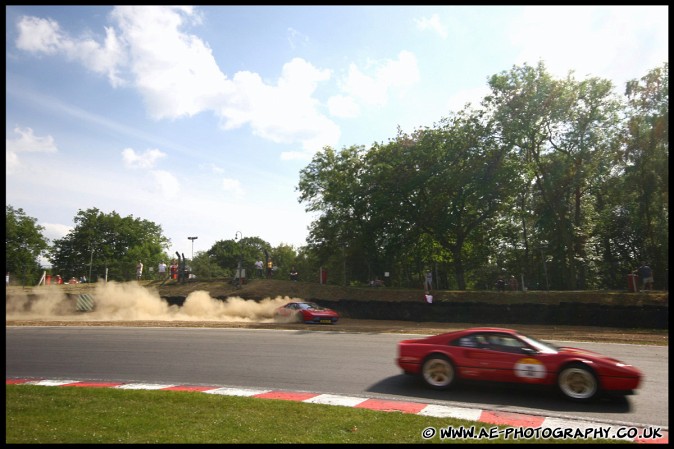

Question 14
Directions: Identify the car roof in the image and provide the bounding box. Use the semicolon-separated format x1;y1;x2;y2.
283;301;320;307
416;327;520;343
464;327;518;334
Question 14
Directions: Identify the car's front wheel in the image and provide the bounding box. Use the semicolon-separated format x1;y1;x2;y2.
557;363;599;402
421;355;456;390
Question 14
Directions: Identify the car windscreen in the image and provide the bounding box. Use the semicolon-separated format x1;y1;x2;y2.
298;302;321;310
519;334;559;353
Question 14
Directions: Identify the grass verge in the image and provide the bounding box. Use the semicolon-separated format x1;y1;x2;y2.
6;385;629;444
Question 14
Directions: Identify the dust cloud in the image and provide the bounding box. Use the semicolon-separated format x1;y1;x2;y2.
5;281;297;323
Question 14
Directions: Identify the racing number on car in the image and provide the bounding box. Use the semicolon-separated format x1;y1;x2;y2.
514;358;545;379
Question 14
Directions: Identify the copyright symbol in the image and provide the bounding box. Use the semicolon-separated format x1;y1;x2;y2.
422;427;436;439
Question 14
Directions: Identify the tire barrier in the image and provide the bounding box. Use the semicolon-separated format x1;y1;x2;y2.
328;300;668;329
157;296;667;329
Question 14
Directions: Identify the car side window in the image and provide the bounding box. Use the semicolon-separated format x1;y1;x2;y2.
486;334;527;354
474;334;489;347
455;336;477;347
452;334;488;348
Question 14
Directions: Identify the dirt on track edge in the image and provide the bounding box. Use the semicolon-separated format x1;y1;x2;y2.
6;318;668;346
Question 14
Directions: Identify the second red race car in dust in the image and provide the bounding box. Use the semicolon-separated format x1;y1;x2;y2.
274;301;339;324
396;327;641;402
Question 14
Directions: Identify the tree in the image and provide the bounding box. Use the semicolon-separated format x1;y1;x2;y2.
205;236;274;281
189;250;227;279
298;145;372;285
49;208;170;281
6;205;49;285
603;62;669;287
298;109;519;290
484;61;623;289
368;109;519;290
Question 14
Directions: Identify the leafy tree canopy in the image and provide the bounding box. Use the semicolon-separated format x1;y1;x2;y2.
6;205;49;285
49;208;170;282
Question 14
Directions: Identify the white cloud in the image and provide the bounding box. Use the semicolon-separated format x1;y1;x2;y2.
121;147;166;169
151;170;180;199
6;127;58;175
414;13;448;39
6;126;58;153
6;150;20;175
15;16;63;54
111;6;229;119
220;58;340;152
222;177;244;198
121;148;175;199
15;15;126;86
342;63;385;106
376;50;420;93
287;27;309;50
327;94;360;118
40;222;73;243
339;50;420;107
509;6;668;85
14;6;342;157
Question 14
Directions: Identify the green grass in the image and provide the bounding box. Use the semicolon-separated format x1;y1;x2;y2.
6;385;630;444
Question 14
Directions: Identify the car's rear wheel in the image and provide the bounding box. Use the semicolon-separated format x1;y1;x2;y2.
421;355;456;390
557;363;599;402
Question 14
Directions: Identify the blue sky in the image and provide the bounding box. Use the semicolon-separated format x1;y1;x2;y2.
5;5;668;263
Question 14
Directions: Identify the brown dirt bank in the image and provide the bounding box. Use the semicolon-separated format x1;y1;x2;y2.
4;318;667;346
152;278;669;306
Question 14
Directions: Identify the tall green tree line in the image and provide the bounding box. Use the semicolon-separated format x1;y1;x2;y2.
48;208;170;282
298;61;668;290
5;205;313;285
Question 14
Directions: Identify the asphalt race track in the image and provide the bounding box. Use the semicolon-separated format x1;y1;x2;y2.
5;326;669;442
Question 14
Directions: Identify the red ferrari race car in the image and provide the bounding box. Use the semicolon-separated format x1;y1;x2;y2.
396;327;642;402
274;301;339;324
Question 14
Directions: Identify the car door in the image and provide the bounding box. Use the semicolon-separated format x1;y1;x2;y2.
456;332;545;383
451;333;504;380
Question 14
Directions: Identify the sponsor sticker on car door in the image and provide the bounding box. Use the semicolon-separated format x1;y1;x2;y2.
514;357;546;381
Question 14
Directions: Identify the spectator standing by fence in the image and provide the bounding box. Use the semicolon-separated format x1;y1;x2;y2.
136;261;143;280
509;275;518;291
158;261;167;280
424;271;433;291
637;262;654;291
